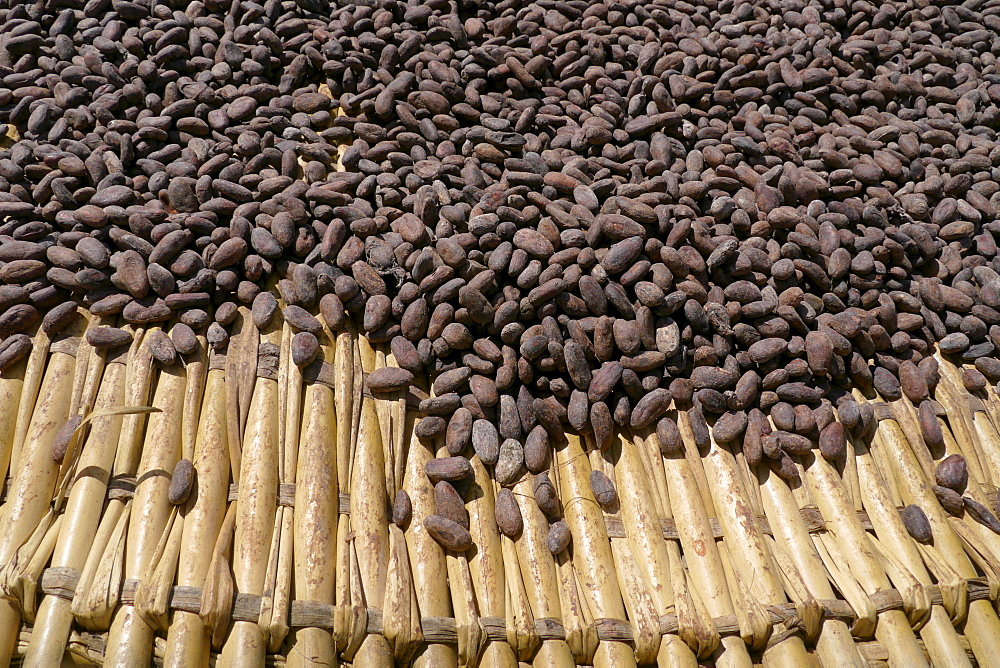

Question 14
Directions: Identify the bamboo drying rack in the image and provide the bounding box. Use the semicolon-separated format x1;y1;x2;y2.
0;302;999;667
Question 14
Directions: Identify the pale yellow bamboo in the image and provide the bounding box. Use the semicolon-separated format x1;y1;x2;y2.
380;356;420;663
554;433;636;667
163;362;230;668
670;411;751;667
507;475;573;665
611;433;697;666
23;358;127;666
219;329;280;668
700;433;810;665
403;421;457;668
0;328;78;664
0;339;28;488
287;337;339;668
9;326;51;475
104;361;186;664
851;460;963;664
260;322;301;651
466;454;517;665
335;327;355;503
756;466;865;666
868;401;1000;664
351;336;393;665
933;355;991;484
802;447;927;666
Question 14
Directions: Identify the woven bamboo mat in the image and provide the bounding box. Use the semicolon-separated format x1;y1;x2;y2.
1;305;1000;667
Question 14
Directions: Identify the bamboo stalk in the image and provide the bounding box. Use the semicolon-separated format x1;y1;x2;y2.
0;337;27;493
260;321;301;651
554;432;635;668
609;432;697;666
756;466;866;666
381;396;420;664
546;448;597;665
800;444;927;666
70;497;128;630
701;431;810;664
866;397;1000;664
23;354;127;666
163;357;230;668
466;453;517;666
0;318;80;665
669;410;751;667
220;321;279;668
854;436;969;666
135;329;207;631
104;357;186;664
403;415;457;667
504;475;571;666
350;336;393;666
287;333;339;668
9;326;51;475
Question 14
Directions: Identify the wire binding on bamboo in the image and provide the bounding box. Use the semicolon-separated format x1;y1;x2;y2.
2;306;1000;667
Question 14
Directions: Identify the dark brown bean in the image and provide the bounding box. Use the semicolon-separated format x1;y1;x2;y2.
169;459;195;505
495;488;523;536
424;515;473;551
935;454;968;492
900;505;932;544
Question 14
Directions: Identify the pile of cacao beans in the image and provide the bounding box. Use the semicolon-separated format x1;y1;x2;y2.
3;0;1000;551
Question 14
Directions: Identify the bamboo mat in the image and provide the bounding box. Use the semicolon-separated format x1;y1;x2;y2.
1;304;1000;667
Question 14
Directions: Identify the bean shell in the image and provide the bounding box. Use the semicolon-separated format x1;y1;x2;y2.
534;473;560;518
424;514;473;551
367;367;414;393
393;489;412;527
169;459;195;505
146;329;177;365
933;485;965;515
434;481;469;529
495;488;523;536
657;416;682;455
546;521;572;554
935;454;968;492
496;439;525;486
86;326;133;349
589;470;617;510
52;414;83;463
900;504;932;544
0;333;32;371
524;425;549;473
415;416;446;440
964;497;1000;534
818;422;845;460
918;400;944;450
425;456;472;483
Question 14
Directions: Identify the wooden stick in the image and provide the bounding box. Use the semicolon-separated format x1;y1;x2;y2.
800;442;927;666
350;336;393;666
9;326;51;474
756;465;866;666
854;432;969;666
163;357;230;667
670;410;750;667
403;413;457;667
220;321;279;668
554;433;635;667
104;358;186;664
287;332;339;668
0;320;80;664
23;354;127;666
870;394;1000;658
610;432;697;666
699;432;810;665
